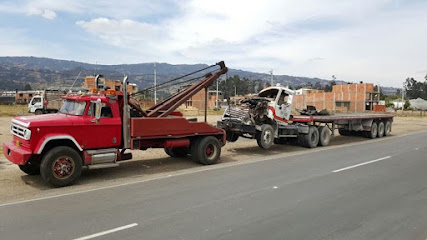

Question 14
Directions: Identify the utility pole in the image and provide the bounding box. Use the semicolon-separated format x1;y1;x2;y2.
154;62;157;105
216;78;219;109
401;82;405;110
270;70;274;86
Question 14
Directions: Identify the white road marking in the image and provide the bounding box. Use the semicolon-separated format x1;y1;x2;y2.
332;156;391;173
73;223;138;240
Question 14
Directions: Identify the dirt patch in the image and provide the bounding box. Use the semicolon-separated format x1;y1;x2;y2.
0;115;426;204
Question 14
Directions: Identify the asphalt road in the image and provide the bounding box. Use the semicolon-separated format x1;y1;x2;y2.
1;131;427;240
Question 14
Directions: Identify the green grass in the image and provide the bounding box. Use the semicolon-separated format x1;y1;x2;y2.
0;104;31;117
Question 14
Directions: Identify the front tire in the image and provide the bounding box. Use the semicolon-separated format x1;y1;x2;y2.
35;109;43;115
18;162;40;175
40;146;83;187
256;124;274;149
226;131;239;142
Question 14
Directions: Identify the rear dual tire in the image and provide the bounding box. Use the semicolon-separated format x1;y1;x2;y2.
301;126;319;148
191;136;221;165
164;147;189;158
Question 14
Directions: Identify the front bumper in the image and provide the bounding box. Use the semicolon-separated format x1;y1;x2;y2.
3;142;33;165
217;120;256;135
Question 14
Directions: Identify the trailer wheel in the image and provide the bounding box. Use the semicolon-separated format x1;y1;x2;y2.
192;136;221;165
226;131;239;142
40;146;82;187
377;121;385;138
368;122;378;139
18;162;40;175
384;121;392;136
318;126;331;146
256;124;274;149
164;148;189;158
303;126;319;148
35;110;43;115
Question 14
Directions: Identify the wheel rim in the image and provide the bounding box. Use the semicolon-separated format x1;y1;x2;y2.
205;143;217;160
52;156;75;179
263;130;272;144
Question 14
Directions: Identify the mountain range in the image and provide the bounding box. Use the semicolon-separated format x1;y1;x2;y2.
0;56;398;94
0;57;335;91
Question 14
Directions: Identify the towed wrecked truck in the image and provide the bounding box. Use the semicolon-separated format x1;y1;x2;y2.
3;62;228;187
217;85;394;149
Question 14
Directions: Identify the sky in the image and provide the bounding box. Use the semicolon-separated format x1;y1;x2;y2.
0;0;426;87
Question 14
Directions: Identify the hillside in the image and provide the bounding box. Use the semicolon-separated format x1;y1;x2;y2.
0;57;335;91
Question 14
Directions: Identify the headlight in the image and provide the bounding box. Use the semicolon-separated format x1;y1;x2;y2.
23;129;31;140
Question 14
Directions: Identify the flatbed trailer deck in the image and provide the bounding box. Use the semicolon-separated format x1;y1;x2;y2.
219;112;394;150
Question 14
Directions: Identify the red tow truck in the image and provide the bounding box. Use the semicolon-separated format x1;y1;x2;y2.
3;62;228;187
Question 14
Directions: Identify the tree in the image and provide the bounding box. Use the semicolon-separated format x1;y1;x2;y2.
405;77;427;100
404;99;411;109
24;84;32;90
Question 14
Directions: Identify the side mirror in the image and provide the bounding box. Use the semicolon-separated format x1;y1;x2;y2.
95;99;102;120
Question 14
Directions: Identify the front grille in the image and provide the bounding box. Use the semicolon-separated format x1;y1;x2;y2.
11;124;30;140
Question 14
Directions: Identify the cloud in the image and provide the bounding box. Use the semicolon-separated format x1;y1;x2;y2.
27;8;56;19
1;0;427;86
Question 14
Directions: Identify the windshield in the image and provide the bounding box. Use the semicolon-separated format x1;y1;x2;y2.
258;89;279;99
59;100;86;116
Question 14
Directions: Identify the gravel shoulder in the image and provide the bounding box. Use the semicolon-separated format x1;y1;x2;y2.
0;115;426;204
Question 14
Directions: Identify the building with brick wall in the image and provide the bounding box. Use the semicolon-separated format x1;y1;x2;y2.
292;83;380;113
14;90;41;104
181;89;223;110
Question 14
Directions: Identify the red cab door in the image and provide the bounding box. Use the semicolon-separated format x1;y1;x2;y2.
84;101;122;149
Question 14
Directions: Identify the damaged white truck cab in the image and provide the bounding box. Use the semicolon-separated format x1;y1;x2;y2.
218;85;394;150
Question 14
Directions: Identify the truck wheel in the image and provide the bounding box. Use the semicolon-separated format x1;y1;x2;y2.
303;126;319;148
256;124;274;149
368;122;378;139
18;163;40;175
318;126;331;146
226;131;239;142
35;110;43;115
384;121;392;136
192;136;221;165
164;147;189;158
377;122;385;138
40;146;83;187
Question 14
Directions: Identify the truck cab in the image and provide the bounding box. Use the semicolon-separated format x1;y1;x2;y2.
4;90;124;186
257;86;294;123
28;95;43;114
